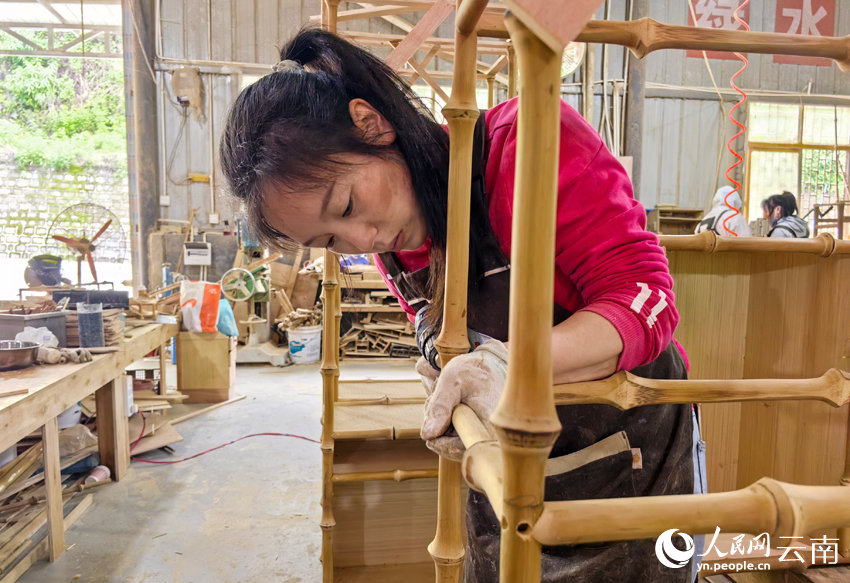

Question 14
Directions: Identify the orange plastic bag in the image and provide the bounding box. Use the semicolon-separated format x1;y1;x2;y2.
180;281;221;333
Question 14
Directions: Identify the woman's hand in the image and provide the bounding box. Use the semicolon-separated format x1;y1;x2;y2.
420;340;508;461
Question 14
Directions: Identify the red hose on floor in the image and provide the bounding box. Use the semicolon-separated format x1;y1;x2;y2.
129;412;319;465
722;0;751;237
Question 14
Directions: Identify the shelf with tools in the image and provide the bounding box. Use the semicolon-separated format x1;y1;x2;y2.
339;273;416;359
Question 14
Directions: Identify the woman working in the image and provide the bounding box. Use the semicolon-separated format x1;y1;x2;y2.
219;28;700;583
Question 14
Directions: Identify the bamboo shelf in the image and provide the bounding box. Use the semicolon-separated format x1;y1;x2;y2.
339;304;403;313
337;380;425;406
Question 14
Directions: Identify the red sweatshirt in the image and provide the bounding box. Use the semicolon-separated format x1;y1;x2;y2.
375;98;680;371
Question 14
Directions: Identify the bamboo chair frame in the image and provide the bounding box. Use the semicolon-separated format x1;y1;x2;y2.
315;1;850;581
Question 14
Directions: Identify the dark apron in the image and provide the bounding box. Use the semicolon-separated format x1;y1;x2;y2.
379;115;694;583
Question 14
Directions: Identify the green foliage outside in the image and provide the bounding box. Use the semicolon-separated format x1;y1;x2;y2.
0;29;126;172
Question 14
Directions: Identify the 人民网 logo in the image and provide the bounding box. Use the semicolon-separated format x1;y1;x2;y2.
655;528;695;569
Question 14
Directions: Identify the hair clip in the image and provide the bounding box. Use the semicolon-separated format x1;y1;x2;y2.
272;60;301;73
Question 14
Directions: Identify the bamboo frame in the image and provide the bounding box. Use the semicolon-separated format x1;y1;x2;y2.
553;368;850;409
659;230;850;255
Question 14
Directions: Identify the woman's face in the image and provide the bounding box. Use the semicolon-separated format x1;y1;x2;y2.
262;152;427;255
260;99;428;255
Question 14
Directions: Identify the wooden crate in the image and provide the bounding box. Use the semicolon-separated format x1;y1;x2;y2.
176;332;236;403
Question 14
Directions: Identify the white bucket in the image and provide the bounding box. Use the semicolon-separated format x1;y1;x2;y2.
287;325;322;365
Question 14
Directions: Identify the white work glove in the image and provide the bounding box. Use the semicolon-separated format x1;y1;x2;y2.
421;340;508;461
416;356;440;397
60;348;92;364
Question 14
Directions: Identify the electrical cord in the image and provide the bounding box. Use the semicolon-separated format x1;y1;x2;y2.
128;412;319;465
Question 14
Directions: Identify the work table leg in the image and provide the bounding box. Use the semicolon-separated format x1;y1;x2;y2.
96;378;129;481
43;417;64;562
159;343;167;395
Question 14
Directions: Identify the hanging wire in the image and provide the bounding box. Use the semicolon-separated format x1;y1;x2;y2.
721;0;752;237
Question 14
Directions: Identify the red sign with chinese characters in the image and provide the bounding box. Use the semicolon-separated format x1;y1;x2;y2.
687;0;750;61
774;0;836;66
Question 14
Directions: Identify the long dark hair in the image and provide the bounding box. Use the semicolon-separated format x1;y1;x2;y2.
220;27;488;326
762;191;799;219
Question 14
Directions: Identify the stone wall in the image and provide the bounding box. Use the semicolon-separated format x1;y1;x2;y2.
0;161;129;263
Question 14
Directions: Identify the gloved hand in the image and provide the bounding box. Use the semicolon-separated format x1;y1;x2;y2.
60;348;92;364
416;356;440;397
37;346;64;365
421;340;508;461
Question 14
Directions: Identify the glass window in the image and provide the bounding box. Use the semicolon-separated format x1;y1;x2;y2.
748;150;800;219
802;105;850;146
748;103;799;144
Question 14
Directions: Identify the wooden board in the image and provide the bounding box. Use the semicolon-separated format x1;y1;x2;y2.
131;422;183;455
335;562;435;583
333;404;424;441
176;332;235;395
666;249;850;500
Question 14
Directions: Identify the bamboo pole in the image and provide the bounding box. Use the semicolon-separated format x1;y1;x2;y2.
533;477;850;546
332;469;439;483
319;1;340;577
488;13;563;583
575;18;850;72
507;45;517;99
428;0;484;580
319;250;338;583
659;231;844;256
840;407;850;556
456;0;490;36
553;368;850;409
486;75;495;108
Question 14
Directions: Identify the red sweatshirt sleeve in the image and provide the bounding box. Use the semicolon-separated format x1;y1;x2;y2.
551;107;678;370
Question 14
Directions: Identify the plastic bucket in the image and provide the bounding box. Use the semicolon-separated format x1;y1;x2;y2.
287;325;322;365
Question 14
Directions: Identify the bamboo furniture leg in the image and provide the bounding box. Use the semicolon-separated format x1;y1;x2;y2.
427;1;486;580
320;250;340;583
506;46;517;99
42;417;64;562
839;407;850;556
487;13;564;583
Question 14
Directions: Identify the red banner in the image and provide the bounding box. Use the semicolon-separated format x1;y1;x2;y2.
774;0;836;66
687;0;750;61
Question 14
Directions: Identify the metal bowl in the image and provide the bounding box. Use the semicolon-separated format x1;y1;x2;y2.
0;341;40;371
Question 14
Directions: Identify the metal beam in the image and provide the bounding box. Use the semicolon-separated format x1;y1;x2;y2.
35;0;69;24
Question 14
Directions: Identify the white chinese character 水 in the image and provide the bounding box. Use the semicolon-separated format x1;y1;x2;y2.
782;0;828;36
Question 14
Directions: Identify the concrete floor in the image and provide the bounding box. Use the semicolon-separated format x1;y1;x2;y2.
19;359;418;583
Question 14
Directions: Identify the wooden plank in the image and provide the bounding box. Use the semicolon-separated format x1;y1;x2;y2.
502;0;605;53
383;0;453;71
95;378;129;482
131;422;183;455
406;56;449;102
168;394;247;425
41;418;63;562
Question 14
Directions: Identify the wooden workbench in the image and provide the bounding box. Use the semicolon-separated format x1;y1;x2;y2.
0;322;179;563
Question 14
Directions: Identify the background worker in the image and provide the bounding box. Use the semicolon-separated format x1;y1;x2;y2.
696;186;752;237
762;191;810;238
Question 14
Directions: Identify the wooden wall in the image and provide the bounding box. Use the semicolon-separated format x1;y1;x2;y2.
667;248;850;494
